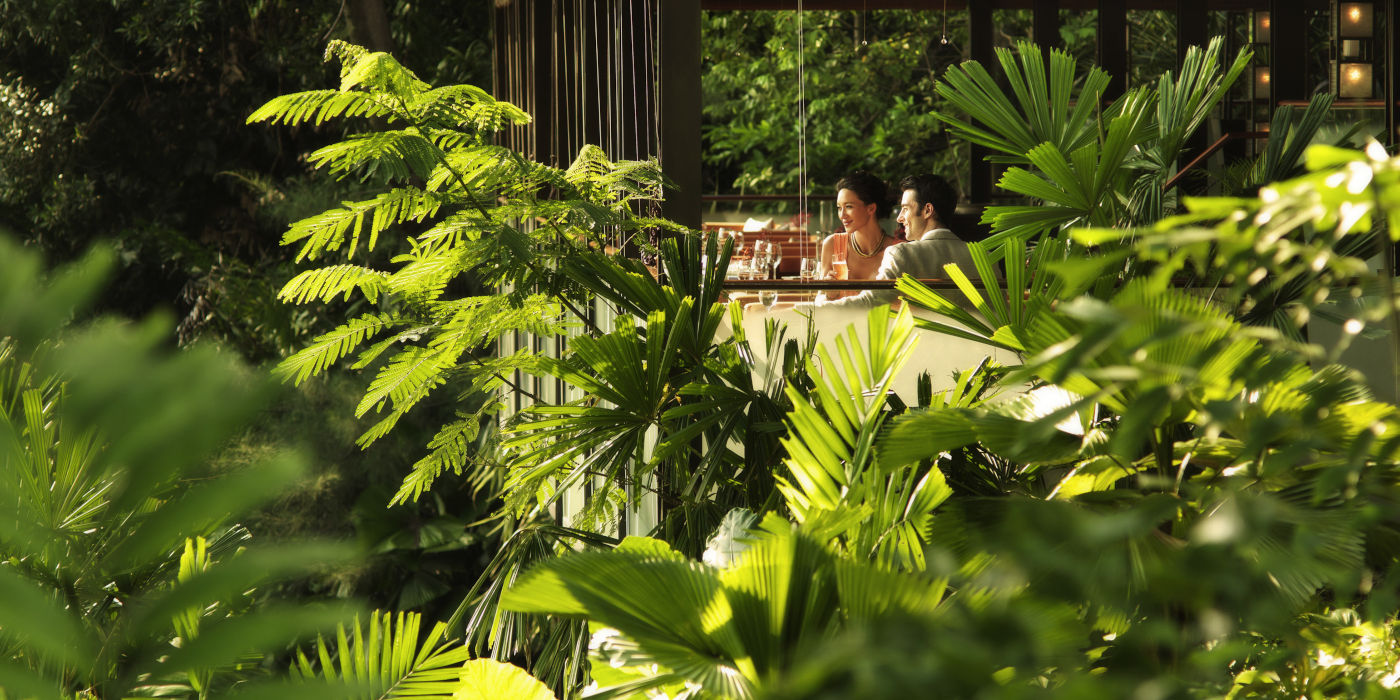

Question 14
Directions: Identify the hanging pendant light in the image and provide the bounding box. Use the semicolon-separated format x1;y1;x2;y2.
930;0;962;78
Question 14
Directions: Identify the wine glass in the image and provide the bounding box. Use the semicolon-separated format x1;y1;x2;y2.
759;289;778;310
752;241;773;280
768;243;784;279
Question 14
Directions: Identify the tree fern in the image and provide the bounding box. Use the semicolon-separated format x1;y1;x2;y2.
245;89;393;127
307;130;444;182
279;265;391;305
274;313;401;386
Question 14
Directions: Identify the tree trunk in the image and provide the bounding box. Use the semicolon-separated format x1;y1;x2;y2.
348;0;393;53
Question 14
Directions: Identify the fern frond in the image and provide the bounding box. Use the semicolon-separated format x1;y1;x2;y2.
565;144;612;187
391;407;501;505
284;188;448;261
282;200;373;262
274;313;400;385
335;47;429;101
369;187;450;238
419;83;494;107
355;345;460;418
246;90;394;126
464;100;532;131
323;40;370;75
389;245;471;300
309;130;443;182
428;145;527;194
349;326;432;371
414;210;490;252
279;265;392;305
432;295;567;348
357;408;408;449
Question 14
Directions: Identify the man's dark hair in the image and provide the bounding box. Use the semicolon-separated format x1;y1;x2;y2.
899;174;957;225
835;170;891;218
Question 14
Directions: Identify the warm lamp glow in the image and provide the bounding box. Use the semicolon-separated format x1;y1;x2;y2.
1339;62;1372;98
1255;11;1271;42
1254;67;1271;99
1340;3;1373;38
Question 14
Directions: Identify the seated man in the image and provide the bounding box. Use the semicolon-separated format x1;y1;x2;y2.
811;173;985;313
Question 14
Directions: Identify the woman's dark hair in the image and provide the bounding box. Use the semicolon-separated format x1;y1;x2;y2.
835;170;891;218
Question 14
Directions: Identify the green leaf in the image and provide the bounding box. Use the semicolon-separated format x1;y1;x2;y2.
456;659;557;700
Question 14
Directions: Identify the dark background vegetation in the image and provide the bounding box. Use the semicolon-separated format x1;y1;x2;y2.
0;0;496;617
0;0;491;358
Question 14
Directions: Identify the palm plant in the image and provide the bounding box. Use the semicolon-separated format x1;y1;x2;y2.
501;517;946;700
868;141;1400;691
936;37;1249;253
773;306;952;571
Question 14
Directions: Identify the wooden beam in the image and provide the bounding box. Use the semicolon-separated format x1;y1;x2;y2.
1098;0;1128;102
1177;0;1208;60
1388;0;1398;148
1268;0;1306;107
662;0;703;229
969;0;994;204
1034;0;1061;51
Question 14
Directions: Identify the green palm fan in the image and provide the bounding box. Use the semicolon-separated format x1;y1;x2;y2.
501;519;947;700
292;610;474;699
773;306;955;570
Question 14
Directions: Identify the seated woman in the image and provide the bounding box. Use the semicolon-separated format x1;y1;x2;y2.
819;171;905;282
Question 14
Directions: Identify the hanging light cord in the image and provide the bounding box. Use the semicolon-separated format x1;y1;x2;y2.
941;0;950;45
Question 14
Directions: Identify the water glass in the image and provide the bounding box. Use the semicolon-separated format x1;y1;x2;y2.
799;257;818;281
759;290;778;310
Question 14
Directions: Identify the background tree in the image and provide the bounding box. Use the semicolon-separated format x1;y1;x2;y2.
0;0;492;358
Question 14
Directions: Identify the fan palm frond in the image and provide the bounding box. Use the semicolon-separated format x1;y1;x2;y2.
293;610;472;699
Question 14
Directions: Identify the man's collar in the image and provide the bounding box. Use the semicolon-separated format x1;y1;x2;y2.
918;228;955;241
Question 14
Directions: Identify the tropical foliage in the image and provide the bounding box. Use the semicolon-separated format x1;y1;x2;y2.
501;144;1400;699
236;32;1400;700
0;0;494;357
489;40;1400;700
0;238;361;698
253;42;823;692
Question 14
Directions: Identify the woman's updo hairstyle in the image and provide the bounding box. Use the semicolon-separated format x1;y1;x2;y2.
835;170;892;219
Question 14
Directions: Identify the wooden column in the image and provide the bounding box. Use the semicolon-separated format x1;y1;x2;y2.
1269;0;1307;108
969;0;994;204
660;0;702;230
1033;0;1060;55
1177;0;1209;196
1388;0;1398;148
1098;0;1127;103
